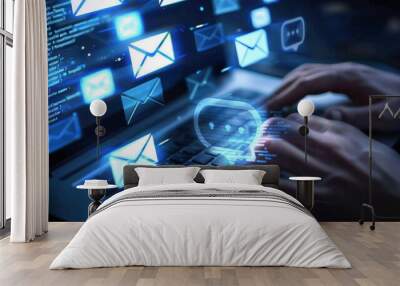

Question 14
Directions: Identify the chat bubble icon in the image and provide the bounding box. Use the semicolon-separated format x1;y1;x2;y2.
281;17;305;51
194;98;262;162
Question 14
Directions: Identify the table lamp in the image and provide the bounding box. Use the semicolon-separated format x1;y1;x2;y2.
297;99;315;165
89;99;107;160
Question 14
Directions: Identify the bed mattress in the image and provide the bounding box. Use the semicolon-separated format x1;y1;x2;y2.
50;183;350;269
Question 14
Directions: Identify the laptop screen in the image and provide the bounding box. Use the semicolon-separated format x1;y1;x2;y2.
46;0;400;220
47;0;400;164
47;0;303;162
48;0;229;165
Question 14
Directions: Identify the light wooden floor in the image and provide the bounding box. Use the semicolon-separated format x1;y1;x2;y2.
0;222;399;286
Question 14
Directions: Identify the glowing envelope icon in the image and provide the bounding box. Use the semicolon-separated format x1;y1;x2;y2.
109;134;158;187
194;98;262;161
281;17;305;51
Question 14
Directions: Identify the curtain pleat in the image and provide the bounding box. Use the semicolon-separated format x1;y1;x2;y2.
8;0;49;242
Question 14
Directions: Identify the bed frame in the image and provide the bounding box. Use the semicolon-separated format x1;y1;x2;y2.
123;165;280;189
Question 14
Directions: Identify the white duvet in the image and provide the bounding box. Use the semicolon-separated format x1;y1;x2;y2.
50;183;351;269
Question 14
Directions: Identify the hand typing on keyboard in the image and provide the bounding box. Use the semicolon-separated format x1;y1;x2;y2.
267;62;400;132
260;113;400;216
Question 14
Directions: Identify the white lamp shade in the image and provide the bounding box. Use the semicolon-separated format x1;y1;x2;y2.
90;99;107;117
297;99;315;117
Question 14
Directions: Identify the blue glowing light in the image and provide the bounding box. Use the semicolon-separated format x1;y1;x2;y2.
186;67;215;101
70;0;123;17
115;11;144;40
212;0;240;15
129;32;175;78
194;98;262;162
121;78;164;125
80;69;116;103
109;134;158;187
194;23;224;52
235;29;269;68
251;7;271;29
49;113;82;153
281;17;305;52
159;0;187;7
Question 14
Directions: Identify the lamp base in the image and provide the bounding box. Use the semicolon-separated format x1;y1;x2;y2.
299;125;309;136
95;125;106;137
359;203;376;231
87;189;106;216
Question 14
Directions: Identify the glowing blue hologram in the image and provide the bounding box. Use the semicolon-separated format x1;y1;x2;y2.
194;23;225;52
251;7;271;29
121;78;164;126
186;67;216;101
194;98;262;162
81;69;115;103
129;32;175;78
159;0;187;7
263;0;278;3
281;17;305;51
115;12;144;41
109;134;158;187
235;29;269;68
70;0;123;17
49;113;82;153
212;0;240;15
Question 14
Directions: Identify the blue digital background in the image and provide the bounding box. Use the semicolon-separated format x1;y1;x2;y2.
47;0;400;221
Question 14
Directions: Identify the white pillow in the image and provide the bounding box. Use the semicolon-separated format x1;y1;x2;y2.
200;169;266;185
135;167;201;186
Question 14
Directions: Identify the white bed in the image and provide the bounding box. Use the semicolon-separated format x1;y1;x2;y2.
50;183;351;269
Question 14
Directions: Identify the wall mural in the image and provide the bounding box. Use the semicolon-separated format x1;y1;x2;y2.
47;0;400;221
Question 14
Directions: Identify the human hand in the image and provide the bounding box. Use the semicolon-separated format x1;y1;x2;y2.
260;114;400;213
267;63;400;132
268;62;400;108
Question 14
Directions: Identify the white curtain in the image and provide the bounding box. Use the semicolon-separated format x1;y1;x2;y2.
7;0;49;242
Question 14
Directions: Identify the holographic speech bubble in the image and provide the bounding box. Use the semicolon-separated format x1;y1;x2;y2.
194;98;262;161
281;17;305;52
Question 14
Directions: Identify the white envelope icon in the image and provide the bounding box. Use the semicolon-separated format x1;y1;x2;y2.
70;0;123;17
235;29;269;68
159;0;187;7
109;134;158;187
129;32;175;79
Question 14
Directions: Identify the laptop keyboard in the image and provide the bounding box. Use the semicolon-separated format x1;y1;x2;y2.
165;139;232;166
158;89;273;166
162;121;254;166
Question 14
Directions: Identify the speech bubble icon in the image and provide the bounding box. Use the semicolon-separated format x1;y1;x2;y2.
194;98;262;162
281;17;305;52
